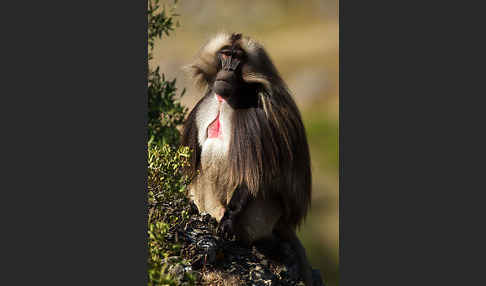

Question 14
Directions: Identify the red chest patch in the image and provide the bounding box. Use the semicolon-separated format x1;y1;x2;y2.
207;112;221;138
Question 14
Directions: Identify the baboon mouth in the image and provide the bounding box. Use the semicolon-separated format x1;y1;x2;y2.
215;94;224;102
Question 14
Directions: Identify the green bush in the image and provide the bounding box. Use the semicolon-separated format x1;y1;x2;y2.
148;0;187;147
147;144;191;286
147;1;192;285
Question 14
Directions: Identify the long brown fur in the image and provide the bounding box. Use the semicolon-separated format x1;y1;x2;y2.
181;33;313;285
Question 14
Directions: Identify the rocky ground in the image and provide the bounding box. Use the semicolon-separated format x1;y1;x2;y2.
162;202;325;286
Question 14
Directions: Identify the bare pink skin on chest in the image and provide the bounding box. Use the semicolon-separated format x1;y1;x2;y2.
207;94;224;139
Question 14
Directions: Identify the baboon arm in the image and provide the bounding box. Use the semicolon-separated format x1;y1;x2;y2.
227;185;251;214
218;186;251;239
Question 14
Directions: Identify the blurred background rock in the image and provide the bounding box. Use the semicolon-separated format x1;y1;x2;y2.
152;1;339;285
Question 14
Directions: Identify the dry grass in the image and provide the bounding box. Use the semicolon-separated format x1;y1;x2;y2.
201;270;244;286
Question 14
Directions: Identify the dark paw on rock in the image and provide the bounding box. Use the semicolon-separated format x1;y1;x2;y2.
188;201;198;215
217;217;235;240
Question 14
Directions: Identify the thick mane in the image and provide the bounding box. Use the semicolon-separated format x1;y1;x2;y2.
228;86;311;228
183;33;232;91
180;91;210;180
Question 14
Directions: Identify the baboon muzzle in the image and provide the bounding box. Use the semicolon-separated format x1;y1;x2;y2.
214;57;240;98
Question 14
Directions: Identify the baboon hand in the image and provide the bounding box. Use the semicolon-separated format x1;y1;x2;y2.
217;210;235;240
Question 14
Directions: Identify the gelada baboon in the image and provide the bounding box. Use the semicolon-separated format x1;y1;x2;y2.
182;32;313;285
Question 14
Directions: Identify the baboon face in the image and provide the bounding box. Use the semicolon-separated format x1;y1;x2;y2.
211;34;259;109
185;32;284;110
212;40;244;98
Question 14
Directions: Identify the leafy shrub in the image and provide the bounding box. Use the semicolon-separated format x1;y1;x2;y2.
147;144;191;286
148;0;187;147
147;1;192;285
148;69;186;147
